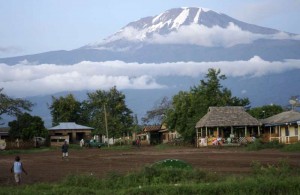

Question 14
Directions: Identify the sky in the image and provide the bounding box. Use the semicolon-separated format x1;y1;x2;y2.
1;0;300;58
0;0;300;98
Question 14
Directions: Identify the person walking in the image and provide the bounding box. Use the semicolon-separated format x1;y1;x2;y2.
11;156;28;185
61;140;69;160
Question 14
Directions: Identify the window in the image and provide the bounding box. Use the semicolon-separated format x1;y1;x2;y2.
295;126;298;136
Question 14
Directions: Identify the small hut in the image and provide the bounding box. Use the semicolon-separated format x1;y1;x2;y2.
261;110;300;144
48;122;93;145
195;106;261;147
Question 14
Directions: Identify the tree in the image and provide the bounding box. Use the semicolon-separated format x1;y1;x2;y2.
166;68;250;142
0;88;33;123
142;96;171;124
8;112;47;140
248;104;284;119
49;94;82;126
84;86;133;139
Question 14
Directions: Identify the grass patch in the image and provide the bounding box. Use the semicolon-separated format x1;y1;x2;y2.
0;147;54;155
246;139;284;151
151;159;192;169
281;142;300;152
1;158;300;194
101;145;133;151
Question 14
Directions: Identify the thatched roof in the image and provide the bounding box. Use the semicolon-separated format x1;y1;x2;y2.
261;110;300;126
195;106;261;128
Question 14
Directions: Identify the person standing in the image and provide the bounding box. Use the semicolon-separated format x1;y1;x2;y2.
80;139;84;147
61;140;69;160
11;156;28;185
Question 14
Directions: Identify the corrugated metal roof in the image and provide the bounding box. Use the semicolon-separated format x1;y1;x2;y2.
48;122;94;130
143;125;161;132
196;106;261;128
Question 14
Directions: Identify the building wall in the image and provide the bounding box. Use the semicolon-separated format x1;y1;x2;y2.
49;129;92;143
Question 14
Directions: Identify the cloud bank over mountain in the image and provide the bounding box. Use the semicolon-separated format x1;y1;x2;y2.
1;56;300;97
106;23;300;48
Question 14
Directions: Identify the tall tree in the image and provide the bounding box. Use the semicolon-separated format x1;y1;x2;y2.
84;86;133;138
0;88;33;123
166;68;250;142
8;112;47;140
142;96;171;125
49;94;82;126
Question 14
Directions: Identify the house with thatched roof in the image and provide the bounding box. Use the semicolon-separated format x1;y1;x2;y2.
195;106;261;147
260;110;300;144
48;122;93;145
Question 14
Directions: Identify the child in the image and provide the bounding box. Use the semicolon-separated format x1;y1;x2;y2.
11;156;28;185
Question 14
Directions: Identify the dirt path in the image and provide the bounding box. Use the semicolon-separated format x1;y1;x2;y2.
1;146;299;185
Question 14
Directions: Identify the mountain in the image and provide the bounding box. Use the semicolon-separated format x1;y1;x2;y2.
1;7;299;65
0;7;299;127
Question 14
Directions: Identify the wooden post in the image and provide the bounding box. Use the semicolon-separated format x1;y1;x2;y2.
269;127;272;142
104;104;109;147
201;127;203;138
196;128;198;148
297;121;300;141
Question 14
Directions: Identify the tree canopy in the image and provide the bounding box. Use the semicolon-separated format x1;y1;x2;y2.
8;112;47;140
0;88;33;123
247;104;284;119
83;86;134;138
49;87;134;139
142;96;171;125
165;68;250;142
49;94;82;126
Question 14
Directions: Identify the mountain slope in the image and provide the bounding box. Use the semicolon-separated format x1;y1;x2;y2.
0;7;299;65
0;7;299;127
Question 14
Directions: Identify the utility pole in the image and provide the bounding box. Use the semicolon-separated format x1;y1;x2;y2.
104;104;109;147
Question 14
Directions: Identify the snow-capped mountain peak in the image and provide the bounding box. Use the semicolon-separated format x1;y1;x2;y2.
86;7;284;50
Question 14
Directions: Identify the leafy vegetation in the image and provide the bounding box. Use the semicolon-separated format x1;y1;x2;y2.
49;94;83;126
48;86;134;139
8;112;47;140
0;88;33;123
83;86;133;138
246;138;300;152
165;68;250;143
142;96;171;124
1;158;299;194
247;104;284;119
151;159;192;169
281;141;300;152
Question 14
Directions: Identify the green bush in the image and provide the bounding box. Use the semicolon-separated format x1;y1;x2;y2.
151;159;192;169
282;142;300;152
251;159;291;177
246;139;284;151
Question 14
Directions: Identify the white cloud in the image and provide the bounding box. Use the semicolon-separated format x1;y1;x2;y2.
107;23;300;48
1;56;300;97
151;23;300;47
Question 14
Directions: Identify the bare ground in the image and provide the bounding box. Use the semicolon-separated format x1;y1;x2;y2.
1;146;300;186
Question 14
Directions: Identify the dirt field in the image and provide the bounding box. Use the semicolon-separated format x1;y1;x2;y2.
1;146;300;186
